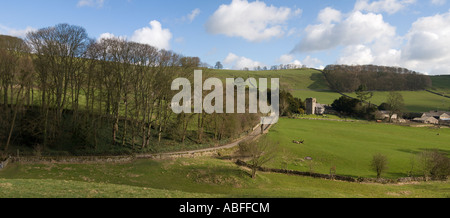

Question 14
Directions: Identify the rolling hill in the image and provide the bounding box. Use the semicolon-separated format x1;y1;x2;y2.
206;68;450;113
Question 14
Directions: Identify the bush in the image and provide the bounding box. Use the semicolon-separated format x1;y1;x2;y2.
418;150;450;180
370;153;389;178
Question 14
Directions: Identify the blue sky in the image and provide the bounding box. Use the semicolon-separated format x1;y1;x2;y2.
1;0;450;75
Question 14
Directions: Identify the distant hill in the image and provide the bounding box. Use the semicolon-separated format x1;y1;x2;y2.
207;67;449;112
430;75;450;94
205;68;341;104
323;64;432;92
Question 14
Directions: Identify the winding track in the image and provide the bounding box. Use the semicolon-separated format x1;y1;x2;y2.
135;123;273;160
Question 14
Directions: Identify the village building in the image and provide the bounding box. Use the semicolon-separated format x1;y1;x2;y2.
306;98;326;115
417;111;450;125
421;111;450;120
375;110;398;121
440;118;450;126
413;116;439;124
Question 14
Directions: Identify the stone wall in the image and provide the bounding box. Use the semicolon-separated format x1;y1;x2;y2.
0;157;10;170
10;155;135;164
235;160;447;184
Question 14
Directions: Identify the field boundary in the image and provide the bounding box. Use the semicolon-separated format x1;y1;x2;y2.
425;89;450;99
235;160;447;184
7;123;271;164
0;157;11;170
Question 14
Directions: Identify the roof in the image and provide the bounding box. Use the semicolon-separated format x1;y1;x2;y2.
423;111;450;117
414;117;439;121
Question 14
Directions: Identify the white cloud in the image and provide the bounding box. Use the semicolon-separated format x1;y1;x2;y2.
77;0;105;8
98;32;127;42
400;11;450;74
302;56;323;68
223;53;265;70
293;10;396;53
337;45;375;65
130;20;172;50
277;54;295;64
318;7;342;24
354;0;416;15
0;24;36;38
431;0;446;5
276;54;323;68
205;0;294;42
187;8;201;23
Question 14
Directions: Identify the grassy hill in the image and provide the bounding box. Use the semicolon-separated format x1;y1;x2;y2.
430;75;450;94
205;68;341;105
344;91;450;112
1;157;448;198
206;69;450;112
266;118;450;178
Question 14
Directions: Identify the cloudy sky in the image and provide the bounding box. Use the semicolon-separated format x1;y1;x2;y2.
1;0;450;75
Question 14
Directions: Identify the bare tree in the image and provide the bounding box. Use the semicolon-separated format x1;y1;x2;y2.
239;137;279;179
386;92;404;122
370;153;388;179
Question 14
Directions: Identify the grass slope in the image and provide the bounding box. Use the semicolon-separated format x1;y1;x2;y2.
345;91;450;112
0;157;448;198
430;75;450;94
266;118;450;178
207;69;450;112
205;68;341;105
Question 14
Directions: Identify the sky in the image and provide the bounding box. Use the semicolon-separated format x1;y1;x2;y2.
1;0;450;75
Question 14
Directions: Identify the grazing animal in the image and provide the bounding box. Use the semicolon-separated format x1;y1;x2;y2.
293;140;305;144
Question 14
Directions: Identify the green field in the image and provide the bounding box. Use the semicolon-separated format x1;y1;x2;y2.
430;75;450;94
344;91;450;112
0;157;448;198
266;118;450;178
1;118;449;198
207;69;450;111
205;68;341;105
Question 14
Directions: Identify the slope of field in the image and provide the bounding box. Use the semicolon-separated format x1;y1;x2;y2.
0;157;448;198
344;91;450;112
430;75;450;95
205;69;341;105
266;118;450;178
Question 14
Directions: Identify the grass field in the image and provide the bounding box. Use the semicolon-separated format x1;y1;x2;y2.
205;68;341;105
207;69;450;111
1;157;448;198
266;118;450;178
430;75;450;94
344;91;450;112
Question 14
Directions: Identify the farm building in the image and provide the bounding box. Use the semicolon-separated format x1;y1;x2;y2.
306;98;326;115
413;116;439;124
440;118;450;126
421;111;450;120
375;111;398;121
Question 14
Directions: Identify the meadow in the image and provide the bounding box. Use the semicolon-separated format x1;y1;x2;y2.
1;157;448;198
207;69;450;112
266;118;450;178
1;118;448;198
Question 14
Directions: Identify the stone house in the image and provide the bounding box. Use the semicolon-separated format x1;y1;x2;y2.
306;98;326;115
375;110;397;121
421;111;450;120
413;116;439;124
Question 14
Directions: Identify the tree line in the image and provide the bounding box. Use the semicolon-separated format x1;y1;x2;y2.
0;24;259;156
324;64;432;92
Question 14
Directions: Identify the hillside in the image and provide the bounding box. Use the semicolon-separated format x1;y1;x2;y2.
430;75;450;94
207;68;450;113
205;68;341;105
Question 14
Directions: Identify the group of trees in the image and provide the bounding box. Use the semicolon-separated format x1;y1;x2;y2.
279;90;306;116
371;150;449;180
0;24;260;156
331;83;405;121
324;64;432;92
213;61;307;71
